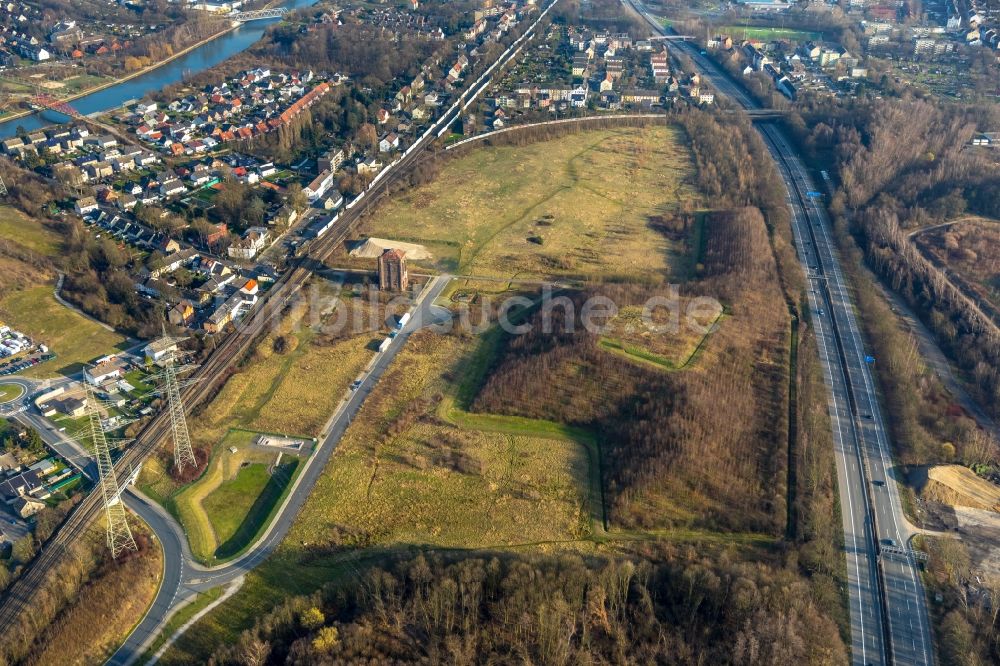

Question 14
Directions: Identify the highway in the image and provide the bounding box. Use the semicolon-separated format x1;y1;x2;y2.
0;0;559;640
621;1;934;663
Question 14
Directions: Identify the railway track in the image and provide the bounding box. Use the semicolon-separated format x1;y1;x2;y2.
0;0;560;634
0;132;438;636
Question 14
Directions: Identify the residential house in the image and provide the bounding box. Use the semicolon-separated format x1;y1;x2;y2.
304;169;335;202
55;396;87;417
160;179;187;198
357;157;383;175
143;337;178;364
168;300;196;327
85;358;126;386
317;148;346;173
0;469;45;504
228;226;270;260
621;89;662;106
74;196;98;215
379;132;400;153
11;496;45;518
149;248;198;278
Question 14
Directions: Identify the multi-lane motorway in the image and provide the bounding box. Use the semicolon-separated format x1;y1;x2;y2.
620;1;934;663
1;1;935;661
766;127;933;666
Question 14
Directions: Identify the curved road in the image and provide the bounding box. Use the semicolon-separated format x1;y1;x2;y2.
103;275;452;665
0;0;561;649
5;277;451;665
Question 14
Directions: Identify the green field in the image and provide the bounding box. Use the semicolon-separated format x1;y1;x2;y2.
123;369;156;397
282;329;598;552
157;129;800;664
146;429;304;565
359;126;698;280
142;586;225;663
0;383;23;403
0;206;62;256
0;286;129;378
720;26;822;42
60;74;114;95
203;458;300;560
139;289;377;563
0;205;128;377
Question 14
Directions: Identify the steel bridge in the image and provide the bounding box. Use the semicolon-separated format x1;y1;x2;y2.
230;7;288;22
29;93;81;118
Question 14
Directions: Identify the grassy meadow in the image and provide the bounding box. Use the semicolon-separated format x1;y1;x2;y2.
145;428;304;564
0;205;128;377
0;285;130;377
139;287;378;563
358;127;698;280
719;25;823;42
158;125;809;664
283;330;596;552
0;205;62;256
0;383;23;402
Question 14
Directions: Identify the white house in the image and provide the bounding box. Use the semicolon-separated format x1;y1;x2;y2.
303;169;335;202
143;337;178;364
85;359;124;386
74;196;98;216
228;227;271;260
160;179;187;198
379;133;400;153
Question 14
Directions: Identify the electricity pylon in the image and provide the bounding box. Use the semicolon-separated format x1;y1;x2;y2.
85;385;137;558
164;352;196;472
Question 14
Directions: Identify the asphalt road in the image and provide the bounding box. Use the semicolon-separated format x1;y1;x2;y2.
0;278;452;665
760;109;933;666
0;0;561;643
104;274;452;665
620;1;934;663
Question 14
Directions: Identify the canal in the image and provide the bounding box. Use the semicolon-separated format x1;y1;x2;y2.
0;0;317;138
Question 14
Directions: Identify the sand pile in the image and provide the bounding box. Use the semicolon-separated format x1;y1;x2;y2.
349;237;432;260
920;465;1000;513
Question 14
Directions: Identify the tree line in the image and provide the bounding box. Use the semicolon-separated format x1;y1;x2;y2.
206;550;846;665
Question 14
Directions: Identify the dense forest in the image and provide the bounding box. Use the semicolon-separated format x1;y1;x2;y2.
207;550;846;665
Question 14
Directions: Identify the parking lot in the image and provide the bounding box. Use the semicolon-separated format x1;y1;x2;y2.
0;353;55;376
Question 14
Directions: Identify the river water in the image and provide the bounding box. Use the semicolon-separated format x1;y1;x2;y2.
0;0;317;138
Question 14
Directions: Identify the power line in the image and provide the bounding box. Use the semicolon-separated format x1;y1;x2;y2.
84;384;137;558
165;352;196;472
158;325;196;472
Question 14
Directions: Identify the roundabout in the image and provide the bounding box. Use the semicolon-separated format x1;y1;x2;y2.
0;382;25;404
